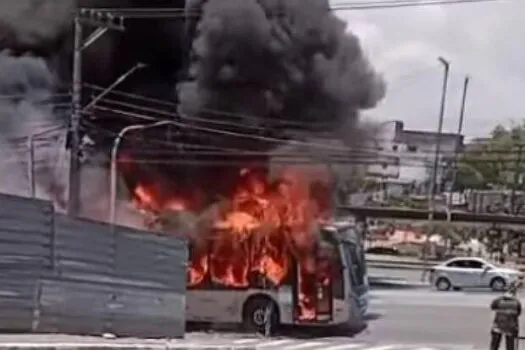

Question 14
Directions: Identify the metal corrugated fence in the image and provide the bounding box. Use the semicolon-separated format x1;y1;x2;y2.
0;193;187;338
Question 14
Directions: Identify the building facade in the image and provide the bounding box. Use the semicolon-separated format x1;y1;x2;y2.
368;120;463;194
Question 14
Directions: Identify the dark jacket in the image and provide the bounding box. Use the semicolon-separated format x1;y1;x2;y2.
491;294;522;336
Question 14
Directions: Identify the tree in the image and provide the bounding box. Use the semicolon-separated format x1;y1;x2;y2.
455;123;525;191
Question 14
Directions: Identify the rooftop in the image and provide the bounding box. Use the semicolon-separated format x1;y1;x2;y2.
391;121;463;148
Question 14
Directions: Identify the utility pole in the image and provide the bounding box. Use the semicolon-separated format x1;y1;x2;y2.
67;17;83;216
422;56;450;281
511;144;524;214
448;75;470;209
428;57;450;215
67;9;124;216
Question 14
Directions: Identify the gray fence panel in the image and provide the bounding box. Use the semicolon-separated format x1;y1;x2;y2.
35;278;185;338
0;194;53;271
110;286;185;338
53;215;115;278
0;276;39;331
35;278;112;335
115;227;187;291
0;194;189;338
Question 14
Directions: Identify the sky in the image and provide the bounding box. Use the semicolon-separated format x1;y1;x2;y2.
331;0;524;139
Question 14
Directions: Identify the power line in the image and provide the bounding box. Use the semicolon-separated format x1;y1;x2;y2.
84;83;335;131
81;86;525;156
332;0;511;10
4;89;518;158
86;0;512;20
85;105;525;166
83;84;468;151
87;100;525;156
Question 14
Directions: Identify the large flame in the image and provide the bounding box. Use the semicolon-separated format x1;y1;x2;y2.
125;163;334;321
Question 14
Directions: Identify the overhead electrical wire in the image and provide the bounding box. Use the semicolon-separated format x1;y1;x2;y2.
83;83;336;131
88;0;512;19
2;84;522;159
83;84;467;151
85;104;525;166
84;89;525;156
6;118;522;170
90;98;525;157
331;0;511;10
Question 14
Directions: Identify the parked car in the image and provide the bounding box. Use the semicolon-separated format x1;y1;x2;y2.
429;257;523;292
365;246;400;256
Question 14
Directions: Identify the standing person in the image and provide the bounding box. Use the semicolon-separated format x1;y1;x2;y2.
490;282;522;350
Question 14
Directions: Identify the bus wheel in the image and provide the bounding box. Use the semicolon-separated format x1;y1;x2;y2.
243;297;279;335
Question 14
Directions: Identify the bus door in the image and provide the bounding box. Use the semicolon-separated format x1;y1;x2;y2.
315;241;334;321
292;242;334;322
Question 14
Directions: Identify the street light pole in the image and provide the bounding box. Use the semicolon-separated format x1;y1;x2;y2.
429;56;451;210
109;120;177;227
422;56;450;281
448;75;470;209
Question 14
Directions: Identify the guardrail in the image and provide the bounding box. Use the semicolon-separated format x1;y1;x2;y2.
0;193;187;338
366;256;525;272
366;257;435;270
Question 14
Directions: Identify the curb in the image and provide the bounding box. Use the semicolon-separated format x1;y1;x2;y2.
0;346;254;350
368;276;428;289
368;263;428;271
369;282;428;289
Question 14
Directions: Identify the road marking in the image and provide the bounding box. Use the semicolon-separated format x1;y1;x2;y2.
256;339;296;347
320;344;367;350
233;338;261;344
282;341;327;349
0;344;168;349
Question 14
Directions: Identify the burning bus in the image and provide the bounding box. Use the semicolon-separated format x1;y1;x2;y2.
185;218;368;333
122;160;369;332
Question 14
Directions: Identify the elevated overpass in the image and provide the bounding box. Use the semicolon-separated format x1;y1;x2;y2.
338;206;525;228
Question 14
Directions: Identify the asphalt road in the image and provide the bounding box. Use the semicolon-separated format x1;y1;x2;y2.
360;288;519;349
0;288;514;350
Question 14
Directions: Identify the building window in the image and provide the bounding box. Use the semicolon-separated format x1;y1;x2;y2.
407;145;417;152
392;144;398;151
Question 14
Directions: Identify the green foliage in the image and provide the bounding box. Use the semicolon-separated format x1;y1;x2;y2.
456;122;525;190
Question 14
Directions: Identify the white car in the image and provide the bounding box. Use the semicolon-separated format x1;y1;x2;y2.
429;257;523;292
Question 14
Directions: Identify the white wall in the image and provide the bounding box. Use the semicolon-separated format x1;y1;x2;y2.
367;121;400;179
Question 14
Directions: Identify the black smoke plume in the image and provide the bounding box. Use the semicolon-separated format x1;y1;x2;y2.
0;52;67;202
180;0;385;134
0;0;385;218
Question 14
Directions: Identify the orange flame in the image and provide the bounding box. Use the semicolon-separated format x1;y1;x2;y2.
127;165;334;321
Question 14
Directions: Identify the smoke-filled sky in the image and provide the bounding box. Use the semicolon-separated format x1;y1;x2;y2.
0;0;387;152
180;0;385;130
332;0;524;139
0;0;387;212
1;0;520;141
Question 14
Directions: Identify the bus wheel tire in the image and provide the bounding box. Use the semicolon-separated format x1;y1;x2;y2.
435;277;451;291
243;297;279;335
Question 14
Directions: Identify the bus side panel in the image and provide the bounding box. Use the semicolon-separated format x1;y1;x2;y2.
186;290;244;323
332;298;350;324
276;286;294;325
